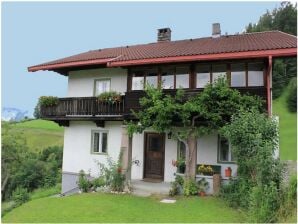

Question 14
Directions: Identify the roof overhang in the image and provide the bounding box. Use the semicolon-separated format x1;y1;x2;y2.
28;47;296;73
27;57;115;72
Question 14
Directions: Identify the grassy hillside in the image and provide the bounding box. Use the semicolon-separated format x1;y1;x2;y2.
9;119;64;151
272;84;297;161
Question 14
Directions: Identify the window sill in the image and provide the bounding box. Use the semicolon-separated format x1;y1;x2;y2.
217;161;236;164
91;152;108;155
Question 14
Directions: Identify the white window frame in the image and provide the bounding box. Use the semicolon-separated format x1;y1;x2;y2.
91;130;108;154
218;136;235;163
94;79;111;96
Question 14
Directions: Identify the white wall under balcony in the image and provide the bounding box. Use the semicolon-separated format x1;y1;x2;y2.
67;68;127;97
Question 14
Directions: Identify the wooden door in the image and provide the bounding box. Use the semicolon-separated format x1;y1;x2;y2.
144;133;165;180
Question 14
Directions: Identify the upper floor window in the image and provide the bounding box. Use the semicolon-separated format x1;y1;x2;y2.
132;73;144;90
161;71;175;89
231;63;246;87
218;137;234;163
176;67;190;89
212;64;227;83
94;79;110;96
248;63;264;86
146;72;158;88
196;64;210;88
91;130;108;154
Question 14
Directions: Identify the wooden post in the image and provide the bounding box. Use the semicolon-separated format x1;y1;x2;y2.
120;126;132;182
267;56;272;116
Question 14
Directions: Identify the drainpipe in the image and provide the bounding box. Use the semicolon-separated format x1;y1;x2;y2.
267;56;272;116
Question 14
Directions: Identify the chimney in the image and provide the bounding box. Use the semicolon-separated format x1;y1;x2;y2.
157;28;171;42
212;23;221;38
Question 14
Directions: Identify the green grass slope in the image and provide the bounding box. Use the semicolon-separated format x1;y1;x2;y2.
272;85;297;161
10;119;64;151
2;193;247;223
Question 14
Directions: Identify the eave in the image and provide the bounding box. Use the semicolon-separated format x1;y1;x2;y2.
27;48;297;73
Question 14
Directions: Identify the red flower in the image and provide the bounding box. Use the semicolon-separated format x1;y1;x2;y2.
117;167;122;173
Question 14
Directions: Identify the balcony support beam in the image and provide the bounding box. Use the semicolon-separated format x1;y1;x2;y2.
94;120;105;128
54;120;69;127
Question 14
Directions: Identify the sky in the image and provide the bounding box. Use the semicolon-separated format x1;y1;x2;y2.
2;1;280;116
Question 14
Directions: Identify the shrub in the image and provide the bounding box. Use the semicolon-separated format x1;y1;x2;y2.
169;175;184;196
91;177;105;190
78;170;91;193
197;178;209;193
12;187;30;205
249;182;280;223
183;178;198;196
96;151;126;192
38;96;59;107
97;91;121;104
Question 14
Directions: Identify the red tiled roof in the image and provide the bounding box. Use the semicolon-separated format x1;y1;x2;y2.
28;31;297;72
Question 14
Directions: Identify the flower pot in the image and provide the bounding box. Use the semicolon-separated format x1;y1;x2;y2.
199;191;206;197
225;167;232;177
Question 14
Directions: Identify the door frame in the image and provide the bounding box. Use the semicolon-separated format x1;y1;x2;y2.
143;132;165;180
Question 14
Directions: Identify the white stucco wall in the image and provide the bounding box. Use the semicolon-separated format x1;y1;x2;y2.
197;133;238;177
67;68;127;97
63;122;237;184
62;121;122;177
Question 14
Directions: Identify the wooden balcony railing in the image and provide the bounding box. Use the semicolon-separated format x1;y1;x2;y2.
40;96;125;118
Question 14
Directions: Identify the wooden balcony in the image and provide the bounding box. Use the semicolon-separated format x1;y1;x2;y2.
41;87;267;126
40;96;125;122
125;86;267;113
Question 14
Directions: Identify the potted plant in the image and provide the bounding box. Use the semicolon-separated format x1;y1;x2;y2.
198;164;214;176
97;91;122;104
225;167;232;177
172;159;185;174
197;178;209;196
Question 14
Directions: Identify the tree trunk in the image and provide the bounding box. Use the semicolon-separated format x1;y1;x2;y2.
185;134;197;179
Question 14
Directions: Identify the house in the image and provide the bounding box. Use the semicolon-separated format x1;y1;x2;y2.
28;24;297;194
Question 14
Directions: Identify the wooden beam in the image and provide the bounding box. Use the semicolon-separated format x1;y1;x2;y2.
94;120;105;127
54;120;69;127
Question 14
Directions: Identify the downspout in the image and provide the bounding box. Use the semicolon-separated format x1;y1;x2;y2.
267;56;272;116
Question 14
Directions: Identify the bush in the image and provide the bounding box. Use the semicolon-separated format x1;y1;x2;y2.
249;182;280;223
183;178;198;196
38;96;59;107
169;175;184;196
91;177;105;190
96;152;126;192
220;178;252;208
286;78;297;112
12;187;30;205
78;170;91;193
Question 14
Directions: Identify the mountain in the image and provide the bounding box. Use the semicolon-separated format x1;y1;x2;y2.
2;107;29;122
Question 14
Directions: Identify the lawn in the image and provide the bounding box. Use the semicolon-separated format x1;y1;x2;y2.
9;119;64;151
272;84;297;161
2;193;247;223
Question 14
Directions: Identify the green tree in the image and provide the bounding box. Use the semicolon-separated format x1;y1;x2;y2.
245;2;297;99
127;79;263;179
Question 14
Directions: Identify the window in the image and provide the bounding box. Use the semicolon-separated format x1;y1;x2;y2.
196;64;210;88
94;79;110;96
231;63;246;87
176;67;189;88
218;137;234;163
91;131;108;154
212;64;227;83
248;63;264;86
177;141;186;159
161;73;174;89
146;73;158;88
132;73;144;90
